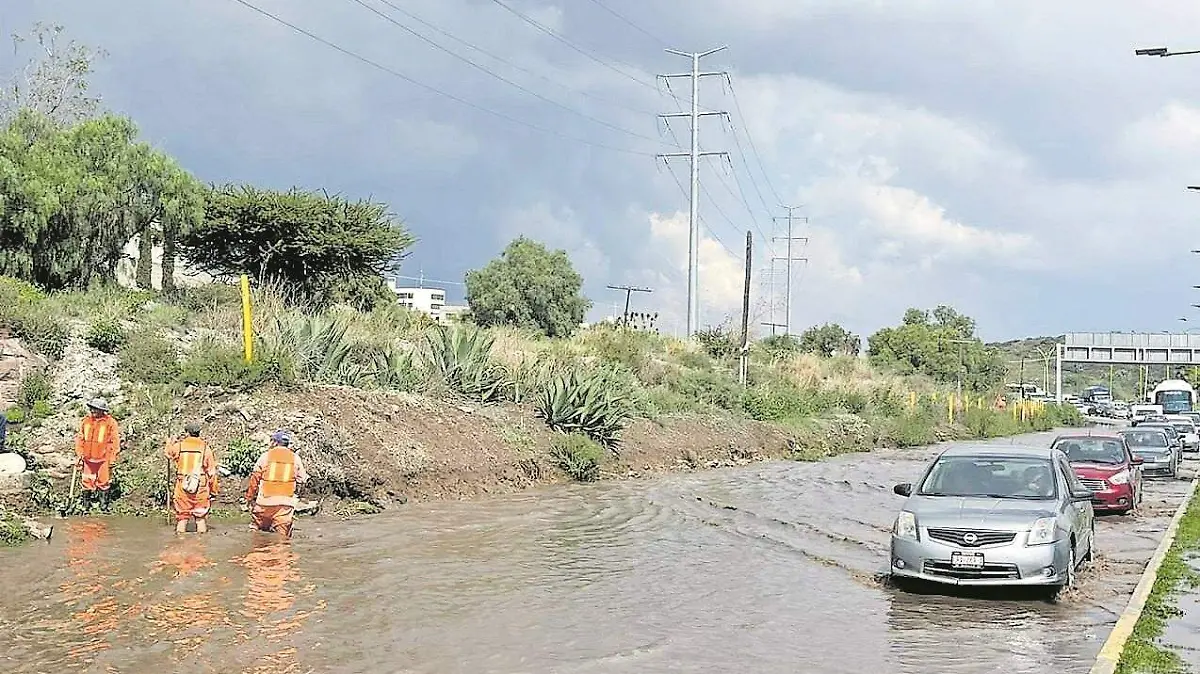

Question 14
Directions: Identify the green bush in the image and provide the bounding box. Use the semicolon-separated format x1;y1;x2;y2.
423;326;510;402
169;283;241;312
667;368;743;411
757;334;800;361
886;413;939;447
742;383;820;421
85;319;126;353
30;400;52;419
535;369;632;448
964;408;1021;438
550;433;605;482
223;438;260;477
581;326;656;373
0;511;29;547
17;370;52;409
694;326;738;360
10;312;69;360
118;332;182;385
178;340;289;390
4;406;24;424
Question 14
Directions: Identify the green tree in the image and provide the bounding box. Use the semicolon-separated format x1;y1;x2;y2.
0;23;106;127
0;111;203;290
797;323;861;357
465;237;590;337
178;185;414;309
867;305;1005;392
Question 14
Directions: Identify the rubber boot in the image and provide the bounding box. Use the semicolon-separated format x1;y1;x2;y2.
80;491;94;512
98;490;112;514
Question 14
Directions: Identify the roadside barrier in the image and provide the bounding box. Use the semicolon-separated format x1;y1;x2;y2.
1089;476;1200;674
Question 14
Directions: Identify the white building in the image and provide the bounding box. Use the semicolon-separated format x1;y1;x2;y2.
386;280;467;323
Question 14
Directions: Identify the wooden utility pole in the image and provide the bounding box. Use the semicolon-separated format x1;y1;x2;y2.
606;284;653;325
739;231;752;385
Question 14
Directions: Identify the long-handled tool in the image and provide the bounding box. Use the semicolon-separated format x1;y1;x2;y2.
164;456;173;525
62;461;78;518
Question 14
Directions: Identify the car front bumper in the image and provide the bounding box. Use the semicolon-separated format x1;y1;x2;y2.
1141;457;1175;476
890;535;1070;586
1088;484;1134;511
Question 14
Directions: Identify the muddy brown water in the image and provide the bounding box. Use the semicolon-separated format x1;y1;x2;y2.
0;431;1193;674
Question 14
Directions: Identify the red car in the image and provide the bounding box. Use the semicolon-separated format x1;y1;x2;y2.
1051;432;1144;514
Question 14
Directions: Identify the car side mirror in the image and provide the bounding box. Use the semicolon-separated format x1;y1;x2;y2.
1131;456;1144;465
1070;489;1094;502
893;483;912;497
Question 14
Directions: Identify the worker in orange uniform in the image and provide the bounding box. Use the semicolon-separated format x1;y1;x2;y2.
164;422;219;534
75;398;120;512
244;430;308;538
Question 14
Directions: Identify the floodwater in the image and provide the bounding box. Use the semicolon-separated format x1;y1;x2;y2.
0;431;1192;674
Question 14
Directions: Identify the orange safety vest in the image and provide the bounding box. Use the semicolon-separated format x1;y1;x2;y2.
260;446;297;499
78;415;119;462
175;437;207;476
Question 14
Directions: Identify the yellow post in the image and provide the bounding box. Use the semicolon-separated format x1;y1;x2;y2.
948;393;954;423
240;274;254;363
909;391;917;410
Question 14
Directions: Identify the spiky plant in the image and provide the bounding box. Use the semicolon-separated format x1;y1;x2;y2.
423;325;510;402
535;369;632;450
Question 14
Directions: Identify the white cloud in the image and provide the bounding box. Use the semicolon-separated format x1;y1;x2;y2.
647;211;746;326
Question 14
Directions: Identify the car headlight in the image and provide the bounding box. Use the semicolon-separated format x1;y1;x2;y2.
893;511;918;540
1026;517;1059;546
1109;470;1131;485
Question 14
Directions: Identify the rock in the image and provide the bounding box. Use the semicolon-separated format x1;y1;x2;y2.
0;471;28;494
295;500;321;515
0;453;27;477
23;519;52;541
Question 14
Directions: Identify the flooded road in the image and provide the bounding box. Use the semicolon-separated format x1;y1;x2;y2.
0;431;1193;674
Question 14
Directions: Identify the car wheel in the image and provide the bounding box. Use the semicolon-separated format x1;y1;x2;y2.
1051;544;1078;601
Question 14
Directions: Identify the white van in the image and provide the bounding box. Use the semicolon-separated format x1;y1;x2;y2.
1132;404;1164;425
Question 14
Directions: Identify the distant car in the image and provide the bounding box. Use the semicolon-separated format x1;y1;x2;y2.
1118;428;1179;478
889;444;1096;597
1140;422;1183;454
1110;403;1131;420
1051;432;1144;514
1132;405;1165;425
1167;415;1200;452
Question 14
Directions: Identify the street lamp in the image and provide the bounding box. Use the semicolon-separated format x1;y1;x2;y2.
1135;46;1200;57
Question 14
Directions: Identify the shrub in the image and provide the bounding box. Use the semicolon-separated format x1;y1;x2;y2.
667;368;743;411
16;370;52;409
742;383;820;421
169;283;242;313
535;369;633;448
886;413;939;447
4;407;24;424
30;400;52;419
178;340;289;390
580;325;655;373
758;334;800;361
550;433;605;482
964;408;1021;438
223;438;260;477
423;326;510;402
85;319;126;353
694;326;738;360
118;332;182;385
372;344;424;392
9;312;69;360
0;511;29;547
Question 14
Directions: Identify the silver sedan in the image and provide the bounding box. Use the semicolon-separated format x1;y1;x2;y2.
889;444;1096;598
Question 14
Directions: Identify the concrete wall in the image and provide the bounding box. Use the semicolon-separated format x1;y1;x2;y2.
114;236;214;291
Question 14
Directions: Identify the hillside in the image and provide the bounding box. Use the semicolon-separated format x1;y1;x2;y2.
0;278;1081;540
988;335;1156;401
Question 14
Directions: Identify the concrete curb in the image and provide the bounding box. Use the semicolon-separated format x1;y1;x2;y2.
1090;477;1200;674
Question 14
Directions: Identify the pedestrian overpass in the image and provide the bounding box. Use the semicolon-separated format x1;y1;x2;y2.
1055;332;1200;401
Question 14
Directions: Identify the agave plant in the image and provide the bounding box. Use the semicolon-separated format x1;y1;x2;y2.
264;312;360;384
535;369;632;450
423;325;510;402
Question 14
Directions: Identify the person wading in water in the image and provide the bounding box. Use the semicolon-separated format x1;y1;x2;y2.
75;398;120;512
164;422;219;534
244;430;307;538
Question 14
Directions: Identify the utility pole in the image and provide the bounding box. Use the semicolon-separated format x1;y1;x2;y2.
606;284;652;326
772;205;808;336
739;231;752;385
657;46;729;339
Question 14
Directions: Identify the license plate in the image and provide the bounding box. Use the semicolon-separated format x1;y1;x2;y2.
951;552;985;569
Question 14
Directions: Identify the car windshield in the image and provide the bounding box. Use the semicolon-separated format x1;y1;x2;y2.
1147;425;1178;438
1053;438;1126;465
918;456;1057;499
1173;423;1193;433
1122;430;1169;448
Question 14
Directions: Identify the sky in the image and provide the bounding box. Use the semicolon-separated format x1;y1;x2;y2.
6;0;1200;342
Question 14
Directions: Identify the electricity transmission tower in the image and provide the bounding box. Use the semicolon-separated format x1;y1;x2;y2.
657;46;729;339
772;205;808;336
606;284;653;325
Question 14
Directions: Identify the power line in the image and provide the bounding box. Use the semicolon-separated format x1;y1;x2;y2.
362;0;666;121
582;0;668;46
663;159;738;259
487;0;664;96
606;284;653;324
348;0;670;147
721;113;775;216
227;0;656;157
725;73;784;206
